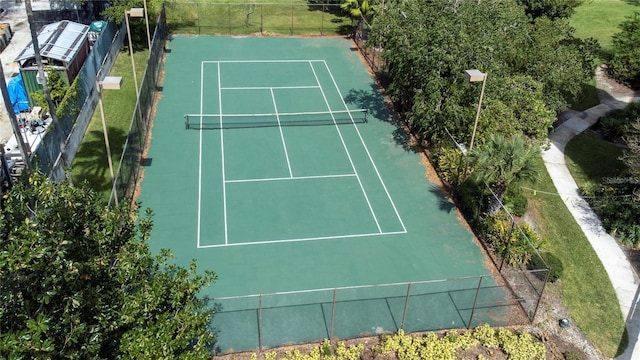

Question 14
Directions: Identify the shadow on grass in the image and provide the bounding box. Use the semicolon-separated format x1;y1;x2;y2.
567;81;600;111
72;127;127;196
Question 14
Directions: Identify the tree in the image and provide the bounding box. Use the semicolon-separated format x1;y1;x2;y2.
0;172;217;358
31;67;77;119
516;0;584;19
366;0;597;145
622;118;640;180
609;12;640;89
341;0;378;21
470;134;539;215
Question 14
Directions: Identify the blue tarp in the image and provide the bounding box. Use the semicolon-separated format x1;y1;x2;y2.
8;74;29;115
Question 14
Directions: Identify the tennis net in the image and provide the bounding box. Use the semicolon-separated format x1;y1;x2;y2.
184;109;368;129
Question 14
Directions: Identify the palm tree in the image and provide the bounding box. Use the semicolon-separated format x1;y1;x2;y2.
470;134;539;215
341;0;378;21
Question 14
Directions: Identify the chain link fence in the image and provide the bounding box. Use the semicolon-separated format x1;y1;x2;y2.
354;16;384;73
108;6;167;206
164;2;349;36
212;272;539;353
38;21;124;180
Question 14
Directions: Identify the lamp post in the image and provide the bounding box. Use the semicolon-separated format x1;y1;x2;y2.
464;69;487;152
96;76;123;206
125;8;145;97
142;0;151;50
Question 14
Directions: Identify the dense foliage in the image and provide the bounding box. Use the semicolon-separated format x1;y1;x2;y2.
470;134;539;214
367;0;597;147
374;326;545;360
609;12;640;89
0;172;217;358
576;103;640;247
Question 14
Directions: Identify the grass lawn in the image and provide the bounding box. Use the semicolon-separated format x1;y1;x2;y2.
164;0;350;36
526;155;627;358
565;132;627;187
568;0;639;110
570;0;639;60
71;48;148;202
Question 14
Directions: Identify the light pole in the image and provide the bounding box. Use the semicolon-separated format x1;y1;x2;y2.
96;76;123;206
142;0;151;50
464;69;487;152
125;8;145;97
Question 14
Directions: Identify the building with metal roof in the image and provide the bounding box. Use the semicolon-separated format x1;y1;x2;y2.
15;20;90;106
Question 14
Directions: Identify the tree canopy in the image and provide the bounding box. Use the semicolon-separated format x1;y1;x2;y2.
367;0;597;146
0;172;216;359
609;11;640;89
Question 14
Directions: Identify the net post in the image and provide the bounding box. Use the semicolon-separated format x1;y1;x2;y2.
364;109;368;123
184;115;189;129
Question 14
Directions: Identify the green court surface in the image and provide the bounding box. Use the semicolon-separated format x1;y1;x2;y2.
139;36;510;352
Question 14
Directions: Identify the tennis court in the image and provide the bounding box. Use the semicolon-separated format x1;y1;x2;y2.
139;36;512;352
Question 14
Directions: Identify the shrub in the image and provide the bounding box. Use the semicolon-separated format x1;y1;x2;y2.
482;214;545;266
589;188;640;247
608;12;640;89
433;147;466;186
503;188;529;217
599;109;631;139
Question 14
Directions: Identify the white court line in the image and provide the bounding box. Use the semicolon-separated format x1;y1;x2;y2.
197;62;204;248
218;62;229;245
322;60;407;233
225;173;356;183
308;61;382;234
271;87;293;178
198;230;407;248
221;85;320;90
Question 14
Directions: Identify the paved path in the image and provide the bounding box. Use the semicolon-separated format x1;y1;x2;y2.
542;93;640;359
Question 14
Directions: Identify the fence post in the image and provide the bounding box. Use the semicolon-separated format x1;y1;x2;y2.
260;4;263;35
258;294;263;351
321;4;325;35
401;282;411;330
468;276;483;329
330;288;337;339
499;219;516;271
290;4;294;35
228;3;231;34
531;269;551;323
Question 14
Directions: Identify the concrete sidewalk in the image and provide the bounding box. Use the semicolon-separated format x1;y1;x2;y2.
542;96;640;359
